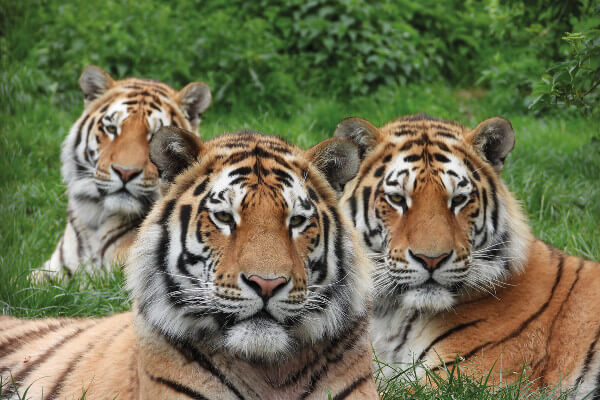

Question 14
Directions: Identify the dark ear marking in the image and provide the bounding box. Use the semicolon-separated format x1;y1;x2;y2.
78;66;115;107
306;138;360;193
469;117;515;172
149;126;203;183
176;82;212;132
333;117;381;159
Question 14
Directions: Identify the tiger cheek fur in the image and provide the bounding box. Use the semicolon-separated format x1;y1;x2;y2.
337;114;600;397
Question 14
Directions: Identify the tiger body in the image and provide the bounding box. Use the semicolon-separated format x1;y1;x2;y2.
336;114;600;397
0;312;373;400
41;66;211;278
2;128;378;399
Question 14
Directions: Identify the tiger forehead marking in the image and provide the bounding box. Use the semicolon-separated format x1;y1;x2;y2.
187;156;316;299
130;127;371;363
338;114;525;313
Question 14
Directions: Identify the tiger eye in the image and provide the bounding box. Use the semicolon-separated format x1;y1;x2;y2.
214;211;234;224
387;193;406;207
451;194;468;209
105;125;117;135
289;215;307;228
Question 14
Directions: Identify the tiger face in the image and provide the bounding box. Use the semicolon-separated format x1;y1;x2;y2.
128;127;371;363
62;66;211;222
337;114;529;314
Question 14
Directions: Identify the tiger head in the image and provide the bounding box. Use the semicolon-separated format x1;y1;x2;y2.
336;114;531;314
62;66;212;224
127;126;371;363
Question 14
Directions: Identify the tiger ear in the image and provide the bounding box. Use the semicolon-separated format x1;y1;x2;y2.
333;117;382;160
78;66;115;107
149;126;204;183
176;82;212;132
306;138;360;193
468;117;515;172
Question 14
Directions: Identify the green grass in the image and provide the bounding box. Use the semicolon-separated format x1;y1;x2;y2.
1;84;599;399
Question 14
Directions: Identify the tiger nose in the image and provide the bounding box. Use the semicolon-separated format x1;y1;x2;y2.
409;250;452;271
112;165;142;183
242;274;288;299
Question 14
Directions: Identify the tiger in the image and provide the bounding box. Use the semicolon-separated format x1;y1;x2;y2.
335;113;600;398
1;126;378;399
37;65;212;279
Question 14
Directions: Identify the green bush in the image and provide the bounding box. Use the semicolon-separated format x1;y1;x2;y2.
0;0;597;114
530;28;600;116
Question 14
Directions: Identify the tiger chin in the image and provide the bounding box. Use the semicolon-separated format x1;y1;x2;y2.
336;114;600;397
1;126;378;399
35;66;212;280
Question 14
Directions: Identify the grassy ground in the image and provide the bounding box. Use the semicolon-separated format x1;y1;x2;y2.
0;83;599;398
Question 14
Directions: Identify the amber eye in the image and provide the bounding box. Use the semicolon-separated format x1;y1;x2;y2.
387;193;406;207
105;125;117;135
451;194;468;209
289;215;307;228
214;211;234;224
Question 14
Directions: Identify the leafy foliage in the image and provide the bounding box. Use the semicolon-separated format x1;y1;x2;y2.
530;28;600;115
1;0;597;114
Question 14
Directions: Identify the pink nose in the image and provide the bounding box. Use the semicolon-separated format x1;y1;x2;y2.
409;250;452;271
245;275;288;299
112;165;142;183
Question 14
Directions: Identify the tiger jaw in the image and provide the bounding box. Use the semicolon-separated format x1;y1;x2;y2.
374;249;470;312
94;172;158;216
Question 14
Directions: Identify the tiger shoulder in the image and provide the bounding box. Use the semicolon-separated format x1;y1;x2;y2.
1;126;378;399
335;113;600;398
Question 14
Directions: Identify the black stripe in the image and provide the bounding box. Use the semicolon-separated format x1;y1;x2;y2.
575;324;600;388
67;214;84;261
573;261;599;388
393;128;418;136
433;153;450;163
437;132;458;140
147;373;211;400
193;180;208;196
4;322;93;396
0;321;69;359
393;310;419;352
481;169;499;234
228;167;252;177
463;158;480;181
349;194;357;226
45;323;131;400
74;115;89;150
417;319;483;362
496;253;564;344
100;220;139;264
173;342;246;400
459;252;566;365
332;374;372;400
305;320;368;398
373;166;385;178
314;213;331;285
274;318;366;390
151;199;188;312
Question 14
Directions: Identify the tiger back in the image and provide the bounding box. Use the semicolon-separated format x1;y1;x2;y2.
1;126;378;399
335;114;600;398
39;66;212;279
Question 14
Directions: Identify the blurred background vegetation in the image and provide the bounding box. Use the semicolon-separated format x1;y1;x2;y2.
1;0;599;116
